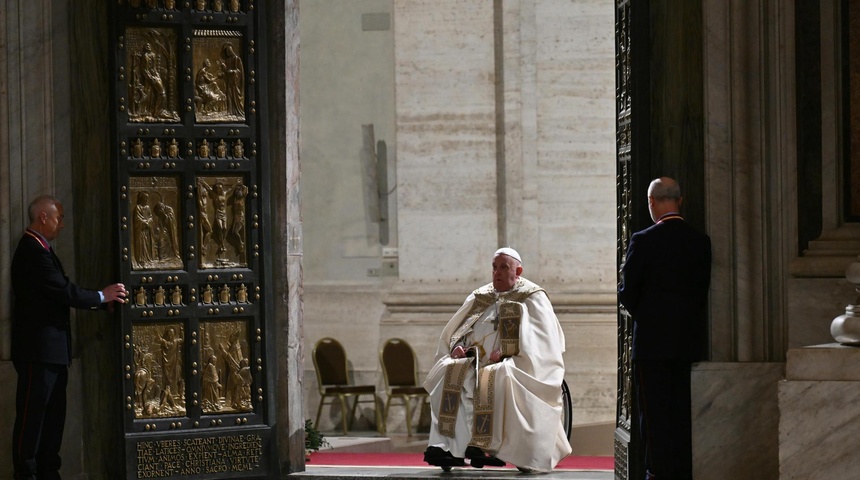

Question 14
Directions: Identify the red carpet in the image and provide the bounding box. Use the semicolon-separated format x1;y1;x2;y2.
307;452;613;471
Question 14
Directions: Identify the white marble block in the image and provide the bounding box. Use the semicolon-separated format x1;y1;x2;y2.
692;362;783;480
779;344;860;479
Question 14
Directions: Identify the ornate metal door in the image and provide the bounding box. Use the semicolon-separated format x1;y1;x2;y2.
616;0;648;479
111;1;275;478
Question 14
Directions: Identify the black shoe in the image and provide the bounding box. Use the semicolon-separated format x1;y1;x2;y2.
465;446;505;468
423;446;466;467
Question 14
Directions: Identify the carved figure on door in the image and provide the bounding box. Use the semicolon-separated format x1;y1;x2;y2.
167;138;179;158
197;178;214;258
157;326;184;408
171;286;183;306
132;138;144;158
198;139;210;159
219;330;248;410
202;354;222;411
154;286;166;306
154;201;180;260
134;346;156;413
127;28;179;123
219;43;244;120
209;181;229;255
195;58;226;115
134;43;167;118
132;192;155;269
229;180;248;255
202;284;214;304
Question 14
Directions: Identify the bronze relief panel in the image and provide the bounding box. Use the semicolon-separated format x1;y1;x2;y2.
133;322;187;419
129;176;183;271
125;27;181;123
196;175;248;268
193;32;245;123
199;320;253;414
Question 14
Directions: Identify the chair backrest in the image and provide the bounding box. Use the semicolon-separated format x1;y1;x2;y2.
380;338;418;387
313;337;349;388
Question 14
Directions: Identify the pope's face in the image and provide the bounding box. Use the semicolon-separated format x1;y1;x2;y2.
492;254;522;292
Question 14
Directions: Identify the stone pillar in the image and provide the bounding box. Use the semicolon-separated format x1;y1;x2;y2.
0;0;78;360
0;2;90;478
703;0;796;363
268;0;305;472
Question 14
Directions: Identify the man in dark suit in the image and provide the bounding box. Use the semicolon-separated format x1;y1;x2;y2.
619;177;712;480
11;195;127;480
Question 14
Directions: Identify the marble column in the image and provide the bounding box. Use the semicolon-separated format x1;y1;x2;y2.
0;2;85;479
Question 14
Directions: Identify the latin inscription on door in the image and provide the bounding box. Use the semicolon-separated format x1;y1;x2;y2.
135;433;264;478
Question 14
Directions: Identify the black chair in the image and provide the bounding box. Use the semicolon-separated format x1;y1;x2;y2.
312;337;381;434
379;338;430;435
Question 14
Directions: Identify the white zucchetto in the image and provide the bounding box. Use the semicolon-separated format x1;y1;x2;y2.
494;247;522;264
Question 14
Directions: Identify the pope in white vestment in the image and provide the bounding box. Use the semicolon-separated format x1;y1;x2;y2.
423;248;572;472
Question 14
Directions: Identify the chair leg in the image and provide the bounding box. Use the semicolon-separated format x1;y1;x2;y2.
404;396;413;436
417;396;430;432
339;395;350;435
349;394;362;432
381;396;391;435
374;394;383;434
315;395;326;432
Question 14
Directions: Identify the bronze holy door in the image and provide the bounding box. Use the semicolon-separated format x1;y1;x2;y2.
615;1;706;478
615;0;649;479
110;1;276;478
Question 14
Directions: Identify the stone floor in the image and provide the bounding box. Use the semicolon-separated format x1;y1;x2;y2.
292;431;614;480
292;467;614;479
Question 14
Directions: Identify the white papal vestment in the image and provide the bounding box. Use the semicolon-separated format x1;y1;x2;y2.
423;277;572;472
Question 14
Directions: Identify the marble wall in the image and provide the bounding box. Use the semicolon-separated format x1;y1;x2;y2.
394;0;498;282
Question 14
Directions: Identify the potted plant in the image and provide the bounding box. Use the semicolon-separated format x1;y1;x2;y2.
304;419;330;461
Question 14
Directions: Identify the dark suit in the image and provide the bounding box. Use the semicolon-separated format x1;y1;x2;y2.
619;214;711;480
11;229;101;480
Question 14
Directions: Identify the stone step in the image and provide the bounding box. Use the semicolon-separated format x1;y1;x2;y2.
293;466;614;479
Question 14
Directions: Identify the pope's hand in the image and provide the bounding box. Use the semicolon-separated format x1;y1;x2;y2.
451;345;466;359
490;349;501;363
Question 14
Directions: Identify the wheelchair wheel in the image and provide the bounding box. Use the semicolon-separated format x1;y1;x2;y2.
561;379;572;440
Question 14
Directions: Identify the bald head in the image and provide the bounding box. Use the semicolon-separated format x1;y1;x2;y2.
28;195;60;222
647;177;682;223
648;177;681;200
27;195;65;241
